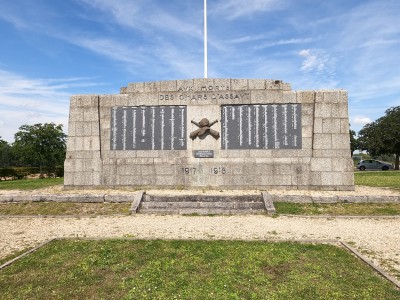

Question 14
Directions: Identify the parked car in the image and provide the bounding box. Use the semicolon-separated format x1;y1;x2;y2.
357;159;393;171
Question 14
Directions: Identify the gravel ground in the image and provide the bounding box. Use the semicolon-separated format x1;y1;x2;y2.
1;214;399;281
1;185;399;196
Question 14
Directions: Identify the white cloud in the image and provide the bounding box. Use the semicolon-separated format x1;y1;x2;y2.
76;0;202;38
0;1;204;78
256;38;313;49
353;116;372;126
0;109;68;143
296;49;338;88
0;69;101;142
211;0;287;20
73;38;148;66
299;49;331;73
348;76;400;103
338;1;400;52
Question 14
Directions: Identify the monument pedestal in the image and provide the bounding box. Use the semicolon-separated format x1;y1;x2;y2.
64;78;354;191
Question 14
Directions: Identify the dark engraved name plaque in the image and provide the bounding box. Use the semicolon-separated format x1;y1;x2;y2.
193;150;214;158
221;104;302;150
111;106;187;150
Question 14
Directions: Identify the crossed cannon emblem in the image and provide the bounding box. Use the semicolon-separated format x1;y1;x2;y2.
190;118;220;140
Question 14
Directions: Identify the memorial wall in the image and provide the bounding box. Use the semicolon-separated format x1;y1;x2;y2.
64;78;354;190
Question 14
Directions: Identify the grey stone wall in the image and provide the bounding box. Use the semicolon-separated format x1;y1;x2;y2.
64;78;354;191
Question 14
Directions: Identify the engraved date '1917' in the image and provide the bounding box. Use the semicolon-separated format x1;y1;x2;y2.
182;167;226;175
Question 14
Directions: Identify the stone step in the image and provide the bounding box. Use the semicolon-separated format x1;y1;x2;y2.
139;207;266;215
137;194;267;215
139;201;265;210
143;194;262;203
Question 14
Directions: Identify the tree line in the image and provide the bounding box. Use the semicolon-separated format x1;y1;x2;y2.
0;107;399;177
0;123;66;177
351;106;400;170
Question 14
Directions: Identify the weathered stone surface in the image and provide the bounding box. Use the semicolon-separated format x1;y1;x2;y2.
129;191;144;213
273;195;313;203
0;195;15;203
65;78;353;191
261;192;276;214
138;193;266;214
312;195;338;203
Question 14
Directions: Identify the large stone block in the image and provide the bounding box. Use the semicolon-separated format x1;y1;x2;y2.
296;91;315;103
177;79;194;91
160;80;177;92
114;151;137;159
315;103;332;118
231;79;248;90
99;95;112;107
321;172;343;186
74;172;93;186
339;90;348;103
341;172;355;186
249;150;272;158
193;78;214;92
83;108;99;122
84;137;100;151
323;91;340;103
248;79;265;90
63;171;74;186
313;149;351;158
309;172;322;186
313;134;332;150
272;175;292;185
331;158;353;172
144;81;161;93
282;91;296;103
331;134;350;150
322;118;341;134
73;137;85;151
302;126;313;138
213;78;231;90
302;114;314;127
302;103;314;115
69;107;84;122
340;119;350;134
127;82;145;93
311;158;332;172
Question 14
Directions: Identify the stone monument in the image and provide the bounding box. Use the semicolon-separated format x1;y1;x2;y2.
64;78;354;190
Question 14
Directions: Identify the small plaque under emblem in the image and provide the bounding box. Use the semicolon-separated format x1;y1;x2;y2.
193;150;214;158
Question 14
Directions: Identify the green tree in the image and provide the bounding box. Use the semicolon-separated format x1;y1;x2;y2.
349;128;359;156
358;106;400;170
0;137;13;167
13;123;67;175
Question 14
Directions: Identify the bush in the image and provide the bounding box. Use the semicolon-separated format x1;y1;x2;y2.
0;168;27;180
0;166;64;180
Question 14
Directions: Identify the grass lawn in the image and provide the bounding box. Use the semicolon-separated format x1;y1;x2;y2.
0;177;63;190
0;239;399;300
275;202;400;216
0;202;131;216
355;170;400;189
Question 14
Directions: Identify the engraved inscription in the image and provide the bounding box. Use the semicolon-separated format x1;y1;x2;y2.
159;92;250;102
110;106;187;150
221;104;302;150
177;85;229;92
181;166;227;175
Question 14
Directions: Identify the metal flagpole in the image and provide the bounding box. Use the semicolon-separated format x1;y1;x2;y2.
204;0;208;78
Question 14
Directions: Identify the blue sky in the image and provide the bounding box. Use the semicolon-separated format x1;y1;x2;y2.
0;0;399;142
